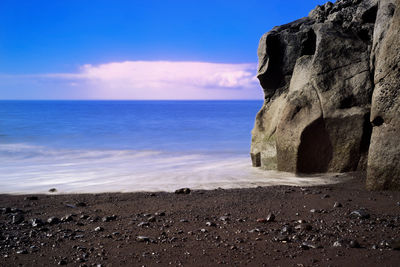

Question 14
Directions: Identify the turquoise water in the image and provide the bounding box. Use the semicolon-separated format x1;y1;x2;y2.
0;100;345;193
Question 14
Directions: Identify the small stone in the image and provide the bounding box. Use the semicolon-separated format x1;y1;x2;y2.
256;218;268;223
94;226;104;232
281;225;292;234
47;217;60;225
137;222;150;227
16;249;28;254
175;188;191;194
300;242;319;249
136;236;150;242
102;215;117;222
350;209;370;219
349;240;360;248
155;211;165;216
333;240;342;247
321;194;330;199
333;202;342;208
31;218;44;227
206;221;216;227
58;260;67;265
266;213;275;222
61;215;73;222
12;214;24;224
219;216;230;222
49;188;57;193
147;216;156;222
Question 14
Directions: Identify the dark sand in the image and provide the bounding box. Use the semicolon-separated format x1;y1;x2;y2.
1;173;400;266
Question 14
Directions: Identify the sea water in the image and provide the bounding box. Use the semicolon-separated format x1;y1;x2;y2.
0;100;347;194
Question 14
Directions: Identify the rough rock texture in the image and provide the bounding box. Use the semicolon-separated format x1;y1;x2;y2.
251;0;400;189
367;0;400;190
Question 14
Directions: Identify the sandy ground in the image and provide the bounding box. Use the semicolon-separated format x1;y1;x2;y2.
1;172;400;266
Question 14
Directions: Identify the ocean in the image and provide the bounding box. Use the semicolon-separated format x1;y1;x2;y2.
0;100;345;194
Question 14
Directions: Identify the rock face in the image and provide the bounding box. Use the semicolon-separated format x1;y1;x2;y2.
251;0;400;189
367;0;400;190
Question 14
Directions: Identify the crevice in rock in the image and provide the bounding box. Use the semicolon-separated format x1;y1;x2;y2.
258;34;285;95
360;112;372;154
297;117;333;173
300;29;317;56
362;5;378;24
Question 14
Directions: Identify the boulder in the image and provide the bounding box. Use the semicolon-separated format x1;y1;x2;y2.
252;0;400;189
367;0;400;190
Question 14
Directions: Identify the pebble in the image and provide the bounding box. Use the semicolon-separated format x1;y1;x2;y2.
94;227;104;232
58;260;67;265
136;236;150;242
137;222;150;227
16;249;28;254
206;221;216;227
175;188;191;194
147;216;156;222
219;216;230;222
333;202;343;208
102;215;117;222
12;214;24;224
47;217;61;225
266;213;275;222
31;218;44;227
61;215;74;222
300;242;320;249
350;209;370;219
49;188;57;193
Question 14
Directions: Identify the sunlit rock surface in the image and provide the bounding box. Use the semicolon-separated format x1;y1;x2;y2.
251;0;400;190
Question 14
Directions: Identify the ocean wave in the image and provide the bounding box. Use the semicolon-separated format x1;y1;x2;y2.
0;143;351;194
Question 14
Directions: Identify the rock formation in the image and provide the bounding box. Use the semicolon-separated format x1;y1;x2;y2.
251;0;400;190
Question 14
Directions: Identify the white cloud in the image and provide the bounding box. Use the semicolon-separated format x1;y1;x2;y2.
0;61;262;100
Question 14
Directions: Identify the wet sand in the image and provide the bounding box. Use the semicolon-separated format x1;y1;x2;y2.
1;172;400;266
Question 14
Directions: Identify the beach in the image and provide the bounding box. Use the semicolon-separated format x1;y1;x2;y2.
1;173;400;266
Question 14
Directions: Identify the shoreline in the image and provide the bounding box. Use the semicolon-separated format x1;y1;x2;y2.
1;173;400;266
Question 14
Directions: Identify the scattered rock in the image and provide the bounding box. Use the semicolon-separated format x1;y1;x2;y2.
94;226;104;232
266;213;275;222
349;209;370;219
12;214;24;224
333;202;343;208
31;218;44;227
102;215;117;222
137;222;150;227
48;188;57;193
206;221;216;227
175;188;191;194
61;215;73;222
136;236;150;242
47;217;61;225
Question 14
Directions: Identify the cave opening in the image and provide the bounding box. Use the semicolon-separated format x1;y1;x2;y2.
297;117;333;173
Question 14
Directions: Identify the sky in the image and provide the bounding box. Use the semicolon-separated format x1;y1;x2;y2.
0;0;328;100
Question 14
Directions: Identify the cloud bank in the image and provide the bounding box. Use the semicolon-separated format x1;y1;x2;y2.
0;61;262;100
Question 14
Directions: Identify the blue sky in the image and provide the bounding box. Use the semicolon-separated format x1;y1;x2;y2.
0;0;327;99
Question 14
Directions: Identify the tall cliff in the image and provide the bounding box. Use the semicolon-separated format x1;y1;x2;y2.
251;0;400;190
